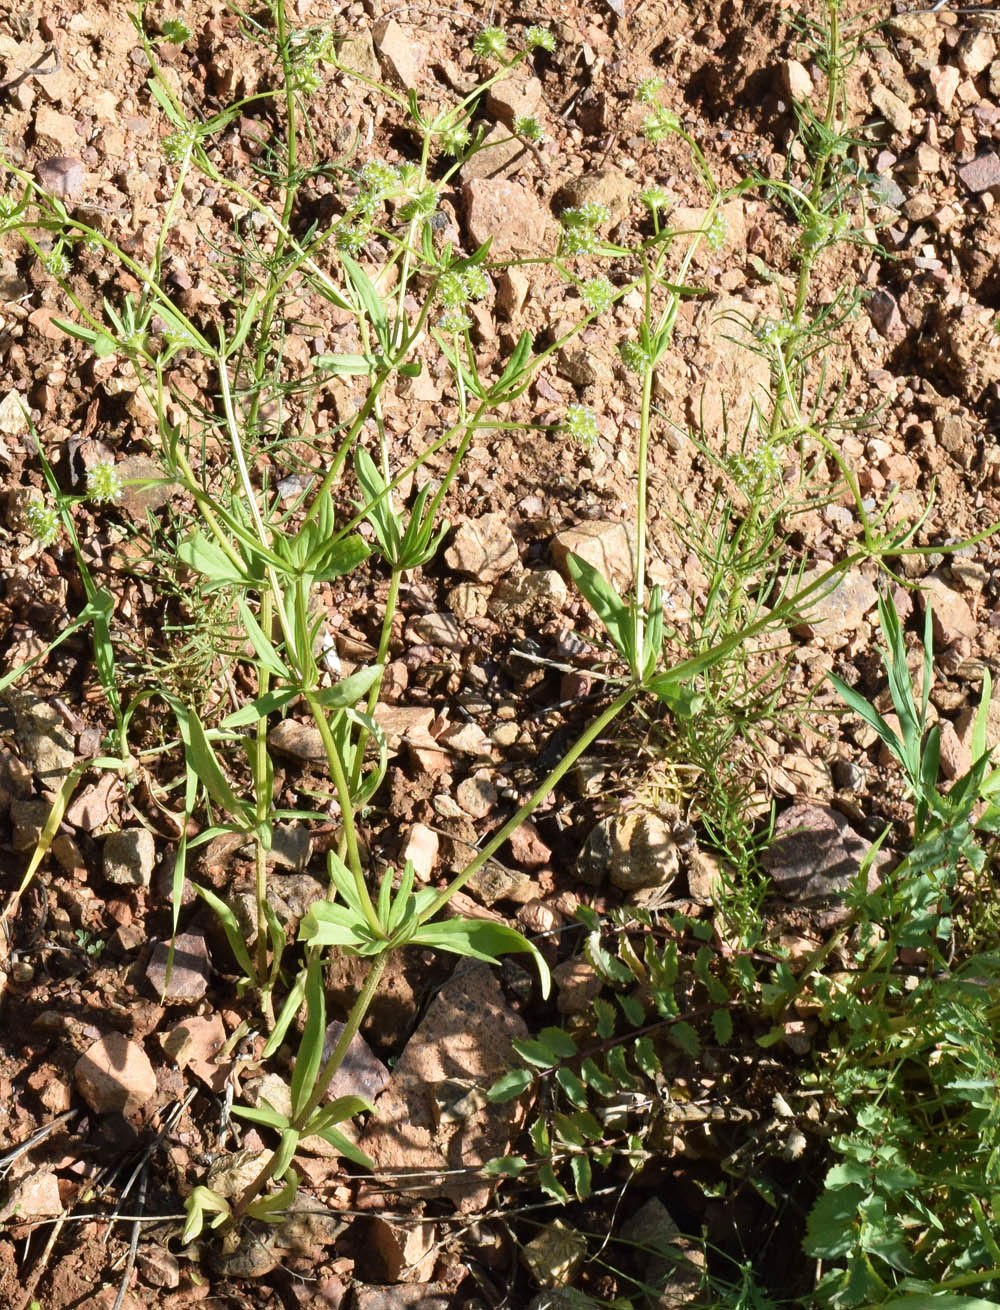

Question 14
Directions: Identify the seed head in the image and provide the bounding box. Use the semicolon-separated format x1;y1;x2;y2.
565;404;599;446
582;276;616;314
473;26;507;59
514;115;543;143
636;76;664;105
524;26;556;52
438;307;471;334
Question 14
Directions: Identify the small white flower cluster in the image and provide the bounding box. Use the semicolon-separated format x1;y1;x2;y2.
581;276;616;314
724;444;781;495
163;122;198;166
705;210;728;252
514;115;543;143
752;317;795;347
25;500;60;546
524;26;556;52
564;404;599;445
86;460;124;504
559;204;610;257
437;306;472;334
438;266;489;308
640;186;671;215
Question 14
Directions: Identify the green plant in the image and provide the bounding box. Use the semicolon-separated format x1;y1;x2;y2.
0;0;950;1270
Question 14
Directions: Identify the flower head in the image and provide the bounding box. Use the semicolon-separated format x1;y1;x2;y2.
513;115;543;142
524;26;556;52
565;404;599;446
705;209;727;251
25;500;60;546
439;122;471;155
461;266;490;301
618;338;648;373
163;123;198;165
636;75;664;105
640;186;671;214
438;307;471;334
473;26;507;59
86;461;124;504
581;276;616;314
642;106;681;143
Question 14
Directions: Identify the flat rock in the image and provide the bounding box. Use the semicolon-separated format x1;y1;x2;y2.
444;512;518;582
761;802;870;902
34;155;86;201
550;519;635;592
486;73;542;126
268;718;325;761
320;1020;391;1105
871;83;912;136
161;1013;229;1092
455;770;498;819
461;177;554;258
361;966;530;1211
460;122;528;183
103;827;156;887
373;18;422;89
958;152;1000;195
146;931;210;1003
337;30;380;81
353;1285;452;1310
369;1215;437;1282
75;1032;157;1115
489;567;568;619
791;568;878;648
5;690;74;784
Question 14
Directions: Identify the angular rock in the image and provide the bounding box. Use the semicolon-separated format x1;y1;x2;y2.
0;1170;62;1221
521;1219;587;1288
550;519;634;592
145;931;210;1003
34;155;86;202
456;770;497;819
336;30;380;81
791;568;878;649
353;1286;451;1310
265;821;312;871
5;690;74;784
460;122;527;183
161;1013;229;1092
761;802;870;901
406;611;465;650
103;827;156;887
373;19;422;89
461;177;553;258
871;84;912;135
75;1032;157;1115
9;798;51;852
444;512;518;582
361;967;530;1211
370;1215;437;1282
867;288;904;340
958;153;1000;195
781;59;812;101
0;390;28;436
268;718;325;761
929;64;960;114
486;74;542;126
465;860;536;906
918;574;977;646
402;822;438;881
489;567;568;619
957;29;996;78
320;1020;392;1106
33;105;80;155
508;819;552;870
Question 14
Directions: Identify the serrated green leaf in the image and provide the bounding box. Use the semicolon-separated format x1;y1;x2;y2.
539;1026;578;1060
593;997;617;1039
633;1035;660;1079
618;992;646;1027
513;1037;558;1069
711;1008;734;1045
554;1066;589;1109
483;1156;528;1177
487;1068;534;1102
669;1021;700;1058
538;1163;569;1204
580;1057;617;1098
569;1153;592;1200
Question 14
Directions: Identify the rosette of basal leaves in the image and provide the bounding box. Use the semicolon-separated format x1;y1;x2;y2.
300;850;551;994
354;446;449;571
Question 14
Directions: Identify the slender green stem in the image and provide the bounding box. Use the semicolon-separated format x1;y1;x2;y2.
348;567;401;797
303;691;379;934
254;591;274;988
420;685;637;922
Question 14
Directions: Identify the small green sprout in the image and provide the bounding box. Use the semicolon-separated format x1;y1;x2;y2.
86;461;124;504
25;500;60;546
473;26;508;59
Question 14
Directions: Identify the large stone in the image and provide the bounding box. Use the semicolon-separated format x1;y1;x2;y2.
145;931;210;1003
550;520;635;593
958;153;1000;195
608;810;679;891
461;177;554;258
918;574;977;646
103;827;156;887
373;19;422;89
445;512;518;582
791;568;878;649
75;1032;157;1115
761;802;870;902
361;967;530;1211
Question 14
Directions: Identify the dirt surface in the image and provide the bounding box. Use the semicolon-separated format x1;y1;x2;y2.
1;0;1000;1305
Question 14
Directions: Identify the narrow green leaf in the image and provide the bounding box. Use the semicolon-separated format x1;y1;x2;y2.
314;1125;375;1168
290;955;325;1119
564;551;630;661
340;251;389;347
409;917;551;997
193;882;256;979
